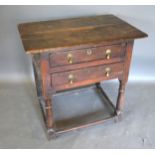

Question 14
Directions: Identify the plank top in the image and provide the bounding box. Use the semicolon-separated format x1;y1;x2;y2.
18;14;148;54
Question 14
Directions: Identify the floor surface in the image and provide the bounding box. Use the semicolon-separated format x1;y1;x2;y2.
0;81;155;148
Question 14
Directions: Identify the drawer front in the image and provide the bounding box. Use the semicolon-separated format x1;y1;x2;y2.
51;62;124;90
50;44;124;67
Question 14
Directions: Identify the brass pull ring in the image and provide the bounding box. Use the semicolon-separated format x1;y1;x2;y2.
105;67;111;77
67;53;73;64
68;74;74;84
106;49;112;59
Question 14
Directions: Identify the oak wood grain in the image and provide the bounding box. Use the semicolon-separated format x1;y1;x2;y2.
18;15;148;138
50;44;124;67
18;15;147;54
51;62;124;91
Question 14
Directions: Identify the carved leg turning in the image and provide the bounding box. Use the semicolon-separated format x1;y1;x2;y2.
37;53;56;138
116;80;126;118
45;98;53;129
44;97;56;138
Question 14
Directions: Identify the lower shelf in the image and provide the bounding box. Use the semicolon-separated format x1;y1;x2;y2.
47;84;117;135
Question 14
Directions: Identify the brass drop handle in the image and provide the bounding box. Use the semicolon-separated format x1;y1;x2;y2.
105;67;111;77
67;53;73;64
106;49;112;59
68;74;74;84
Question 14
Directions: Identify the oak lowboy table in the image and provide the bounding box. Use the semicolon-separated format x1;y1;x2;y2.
18;15;147;138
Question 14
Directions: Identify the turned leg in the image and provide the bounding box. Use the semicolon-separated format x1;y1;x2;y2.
45;98;53;129
116;80;126;116
32;53;55;137
45;97;57;139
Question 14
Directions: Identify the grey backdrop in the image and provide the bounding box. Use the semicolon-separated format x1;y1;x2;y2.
0;6;155;82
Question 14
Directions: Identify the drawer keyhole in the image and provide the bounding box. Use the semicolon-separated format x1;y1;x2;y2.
86;49;92;55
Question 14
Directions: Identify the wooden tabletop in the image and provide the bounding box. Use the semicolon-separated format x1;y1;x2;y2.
18;14;148;54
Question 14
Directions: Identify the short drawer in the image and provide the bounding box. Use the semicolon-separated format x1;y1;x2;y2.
51;62;124;90
50;44;125;67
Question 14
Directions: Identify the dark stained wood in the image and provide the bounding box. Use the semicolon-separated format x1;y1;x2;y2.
45;98;54;129
50;44;124;67
54;114;113;134
18;15;148;138
40;54;54;130
18;15;148;54
40;54;49;98
32;54;42;97
116;80;126;116
115;41;134;116
51;62;124;91
18;15;126;35
49;57;124;74
122;40;134;82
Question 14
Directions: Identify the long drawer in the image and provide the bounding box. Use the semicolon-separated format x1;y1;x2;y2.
50;44;125;67
51;62;124;91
